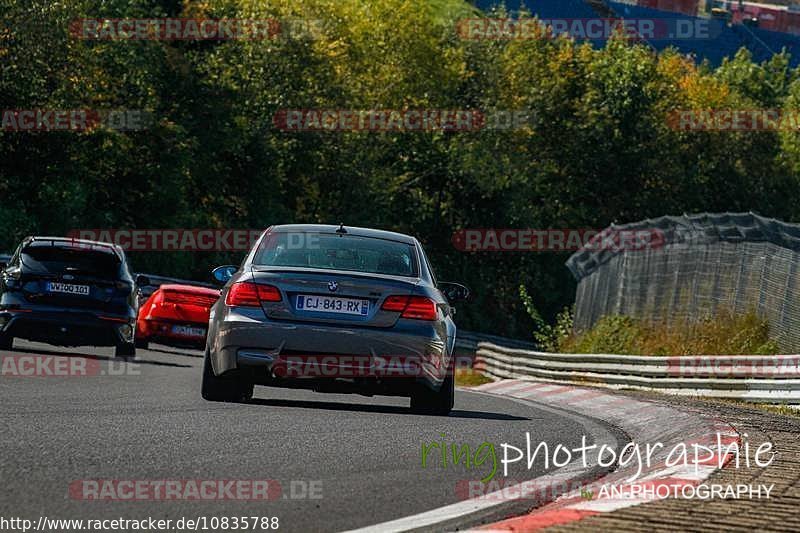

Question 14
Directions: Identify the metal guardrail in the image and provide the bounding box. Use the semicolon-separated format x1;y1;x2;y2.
475;342;800;404
135;273;216;289
134;273;218;301
454;331;537;356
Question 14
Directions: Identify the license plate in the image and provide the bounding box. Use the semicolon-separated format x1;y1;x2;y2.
46;282;90;296
171;325;206;337
296;295;370;316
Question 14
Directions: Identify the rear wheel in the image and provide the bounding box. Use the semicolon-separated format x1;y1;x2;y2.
134;337;149;350
115;342;136;360
201;349;253;403
410;359;454;416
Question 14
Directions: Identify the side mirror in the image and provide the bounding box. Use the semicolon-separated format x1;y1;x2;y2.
212;265;237;284
439;282;470;303
135;274;150;287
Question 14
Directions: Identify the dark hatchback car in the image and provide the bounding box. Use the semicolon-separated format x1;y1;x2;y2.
203;224;469;415
0;237;145;359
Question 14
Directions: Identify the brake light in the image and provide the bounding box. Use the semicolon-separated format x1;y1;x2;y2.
225;282;281;306
380;295;438;320
380;295;409;312
163;291;218;307
403;297;438;320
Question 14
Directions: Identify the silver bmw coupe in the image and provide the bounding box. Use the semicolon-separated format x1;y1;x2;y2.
202;224;469;415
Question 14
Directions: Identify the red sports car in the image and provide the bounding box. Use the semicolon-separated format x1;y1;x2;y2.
135;284;219;349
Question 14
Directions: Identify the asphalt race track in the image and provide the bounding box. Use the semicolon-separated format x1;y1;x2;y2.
0;340;620;532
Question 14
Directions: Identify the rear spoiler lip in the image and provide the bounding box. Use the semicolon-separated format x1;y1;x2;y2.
21;242;124;264
249;266;422;286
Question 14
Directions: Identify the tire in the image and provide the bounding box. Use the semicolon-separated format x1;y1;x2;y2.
115;342;136;361
0;334;13;351
410;359;455;416
134;337;149;350
201;349;253;403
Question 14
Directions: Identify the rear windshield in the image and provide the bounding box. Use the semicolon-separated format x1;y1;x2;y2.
253;232;418;277
21;245;122;279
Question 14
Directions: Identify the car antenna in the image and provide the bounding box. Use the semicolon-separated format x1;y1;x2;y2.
336;223;348;235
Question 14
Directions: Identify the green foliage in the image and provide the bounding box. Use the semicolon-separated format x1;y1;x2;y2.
563;315;647;354
454;368;493;387
3;1;800;337
562;311;779;356
519;285;573;351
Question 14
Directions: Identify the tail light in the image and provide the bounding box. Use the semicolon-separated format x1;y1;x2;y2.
146;290;164;308
163;291;218;307
225;281;281;306
143;291;164;319
381;295;438;320
2;269;21;290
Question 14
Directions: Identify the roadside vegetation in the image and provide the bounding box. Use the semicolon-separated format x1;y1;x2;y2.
705;398;800;418
524;304;779;355
5;0;800;338
454;368;493;387
744;402;799;418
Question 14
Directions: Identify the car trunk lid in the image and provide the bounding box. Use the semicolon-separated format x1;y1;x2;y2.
249;267;420;328
21;271;122;308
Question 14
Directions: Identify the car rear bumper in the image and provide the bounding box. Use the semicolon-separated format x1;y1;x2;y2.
0;307;135;347
208;307;451;391
137;318;208;347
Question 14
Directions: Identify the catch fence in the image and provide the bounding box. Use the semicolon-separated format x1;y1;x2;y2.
566;213;800;351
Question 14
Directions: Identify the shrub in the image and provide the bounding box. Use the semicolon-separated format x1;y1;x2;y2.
519;285;574;351
560;310;779;356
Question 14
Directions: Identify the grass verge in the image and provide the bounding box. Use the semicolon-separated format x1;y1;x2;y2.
559;310;779;356
455;368;493;387
709;397;800;418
